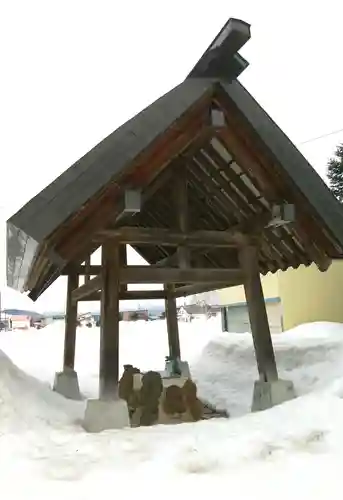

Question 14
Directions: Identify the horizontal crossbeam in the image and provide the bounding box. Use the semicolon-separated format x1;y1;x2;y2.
96;226;245;247
78;290;167;301
71;266;242;302
174;282;236;298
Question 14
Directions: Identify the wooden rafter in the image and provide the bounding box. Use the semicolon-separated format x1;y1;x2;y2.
215;92;338;258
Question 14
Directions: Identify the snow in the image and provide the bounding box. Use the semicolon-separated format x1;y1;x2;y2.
1;318;343;499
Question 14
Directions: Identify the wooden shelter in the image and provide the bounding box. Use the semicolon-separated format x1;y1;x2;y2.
7;18;343;425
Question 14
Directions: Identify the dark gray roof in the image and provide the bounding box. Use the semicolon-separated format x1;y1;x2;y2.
7;78;214;291
8;76;343;295
9;78;213;245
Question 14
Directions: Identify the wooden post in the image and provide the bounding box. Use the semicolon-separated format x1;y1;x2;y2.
120;244;127;293
99;239;120;399
63;270;79;370
164;284;181;360
238;243;278;382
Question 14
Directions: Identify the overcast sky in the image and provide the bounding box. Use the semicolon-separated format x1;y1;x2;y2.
1;0;343;313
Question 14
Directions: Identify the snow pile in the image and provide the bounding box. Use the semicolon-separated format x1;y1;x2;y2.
0;320;343;498
192;321;343;416
0;317;216;399
0;349;83;432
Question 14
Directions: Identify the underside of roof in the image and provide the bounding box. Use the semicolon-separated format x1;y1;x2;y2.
7;19;343;301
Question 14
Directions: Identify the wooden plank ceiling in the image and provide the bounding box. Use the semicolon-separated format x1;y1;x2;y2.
118;132;331;276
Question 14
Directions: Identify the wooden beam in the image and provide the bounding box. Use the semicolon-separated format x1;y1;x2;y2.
99;239;120;399
203;141;260;206
218;128;276;198
142;166;174;202
84;256;91;283
188;158;243;218
120;266;242;284
154;210;277;267
193;150;255;215
72;275;101;302
238;242;278;382
78;290;167;301
155;248;215;268
63;271;79;370
70;266;242;297
96;226;245;247
175;164;190;268
173;282;234;298
63;265;100;275
164;284;181;360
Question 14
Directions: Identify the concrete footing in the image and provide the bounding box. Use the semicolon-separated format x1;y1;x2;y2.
82;398;130;433
164;359;191;378
53;368;82;400
251;379;296;412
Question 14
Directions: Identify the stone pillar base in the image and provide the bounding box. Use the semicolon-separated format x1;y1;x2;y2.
82;398;130;433
251;379;296;412
53;368;82;400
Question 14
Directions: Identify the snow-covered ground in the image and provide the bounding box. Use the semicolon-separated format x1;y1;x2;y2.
1;318;343;499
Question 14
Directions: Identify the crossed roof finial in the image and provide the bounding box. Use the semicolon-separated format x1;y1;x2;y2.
187;18;251;81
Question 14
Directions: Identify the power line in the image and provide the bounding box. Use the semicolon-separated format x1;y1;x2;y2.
298;127;343;146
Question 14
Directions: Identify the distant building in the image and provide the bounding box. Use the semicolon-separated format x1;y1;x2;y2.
78;312;96;328
43;313;66;326
122;309;148;321
10;315;32;330
0;312;12;331
177;304;220;322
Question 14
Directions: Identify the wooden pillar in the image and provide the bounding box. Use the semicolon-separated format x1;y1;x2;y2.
163;165;187;362
120;244;127;294
99;239;120;399
239;242;278;382
63;270;79;370
164;284;181;359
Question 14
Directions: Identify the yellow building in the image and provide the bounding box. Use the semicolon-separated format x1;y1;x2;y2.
279;260;343;330
219;260;343;333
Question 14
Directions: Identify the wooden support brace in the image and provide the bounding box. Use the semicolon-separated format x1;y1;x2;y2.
84;256;91;283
